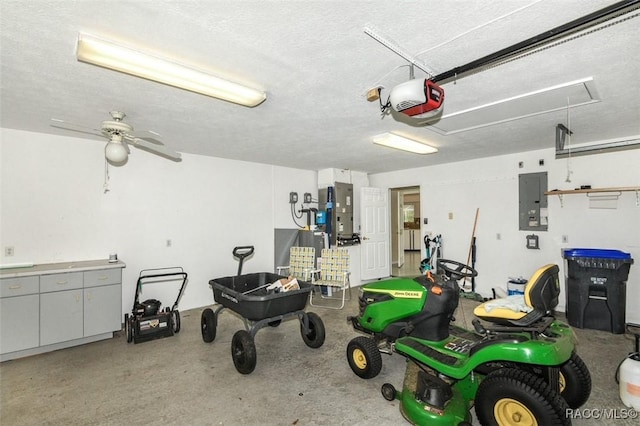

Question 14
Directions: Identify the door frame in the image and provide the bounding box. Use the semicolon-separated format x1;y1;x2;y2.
390;185;421;274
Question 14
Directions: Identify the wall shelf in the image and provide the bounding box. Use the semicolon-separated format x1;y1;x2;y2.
545;186;640;207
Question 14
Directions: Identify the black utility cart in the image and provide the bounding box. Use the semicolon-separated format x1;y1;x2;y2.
125;267;188;344
201;246;325;374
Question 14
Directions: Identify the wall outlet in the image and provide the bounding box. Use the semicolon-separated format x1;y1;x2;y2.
303;193;312;203
166;239;172;247
289;192;298;204
448;212;454;220
496;233;501;240
5;246;14;256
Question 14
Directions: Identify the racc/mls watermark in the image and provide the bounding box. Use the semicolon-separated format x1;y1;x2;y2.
566;408;638;420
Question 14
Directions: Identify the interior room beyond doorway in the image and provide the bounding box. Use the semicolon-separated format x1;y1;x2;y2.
390;186;421;277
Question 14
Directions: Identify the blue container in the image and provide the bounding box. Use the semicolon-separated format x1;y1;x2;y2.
507;278;527;296
562;248;634;334
316;210;326;225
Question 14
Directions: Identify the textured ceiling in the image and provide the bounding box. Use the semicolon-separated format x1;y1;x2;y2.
1;0;639;173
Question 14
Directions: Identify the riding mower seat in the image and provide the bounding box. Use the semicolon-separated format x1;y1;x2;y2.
473;264;561;326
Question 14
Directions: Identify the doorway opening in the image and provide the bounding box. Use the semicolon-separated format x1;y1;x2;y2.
390;186;421;277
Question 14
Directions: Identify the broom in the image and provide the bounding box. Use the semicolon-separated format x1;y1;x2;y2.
461;208;483;301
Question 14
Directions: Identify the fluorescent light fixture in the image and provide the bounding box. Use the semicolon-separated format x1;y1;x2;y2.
76;33;266;107
373;132;438;154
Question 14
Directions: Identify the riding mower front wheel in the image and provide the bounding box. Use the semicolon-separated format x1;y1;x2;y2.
475;368;570;426
347;336;382;379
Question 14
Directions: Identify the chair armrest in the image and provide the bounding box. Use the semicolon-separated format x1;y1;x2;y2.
276;265;290;274
307;269;321;282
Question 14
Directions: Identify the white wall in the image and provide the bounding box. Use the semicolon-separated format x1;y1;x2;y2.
0;129;317;314
370;147;640;322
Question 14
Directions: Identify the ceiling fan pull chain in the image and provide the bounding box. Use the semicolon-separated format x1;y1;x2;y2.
103;158;110;193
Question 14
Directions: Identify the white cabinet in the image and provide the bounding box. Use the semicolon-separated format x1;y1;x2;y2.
0;276;40;353
404;229;420;251
1;260;125;362
84;269;122;336
40;272;84;346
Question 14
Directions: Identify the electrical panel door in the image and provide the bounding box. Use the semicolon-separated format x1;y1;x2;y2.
519;172;548;231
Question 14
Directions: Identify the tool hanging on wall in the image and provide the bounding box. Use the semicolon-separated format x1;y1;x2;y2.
419;234;432;274
461;208;483;301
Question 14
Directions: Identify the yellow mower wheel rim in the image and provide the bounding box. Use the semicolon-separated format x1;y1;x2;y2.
559;372;566;393
352;348;367;370
494;398;538;426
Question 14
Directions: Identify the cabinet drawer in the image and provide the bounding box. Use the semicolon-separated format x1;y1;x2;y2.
0;276;39;298
84;269;121;288
40;272;83;293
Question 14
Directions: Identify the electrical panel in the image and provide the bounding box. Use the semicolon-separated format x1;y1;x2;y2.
519;172;548;231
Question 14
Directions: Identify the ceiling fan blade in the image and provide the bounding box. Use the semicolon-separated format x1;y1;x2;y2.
127;130;164;144
131;138;181;160
51;118;105;139
124;133;164;146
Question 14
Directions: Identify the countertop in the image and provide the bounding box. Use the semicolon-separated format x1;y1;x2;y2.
0;259;126;278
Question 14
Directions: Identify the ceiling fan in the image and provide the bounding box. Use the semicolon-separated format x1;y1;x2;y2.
51;111;181;164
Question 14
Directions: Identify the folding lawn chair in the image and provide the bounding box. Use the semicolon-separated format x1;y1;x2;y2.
309;248;351;309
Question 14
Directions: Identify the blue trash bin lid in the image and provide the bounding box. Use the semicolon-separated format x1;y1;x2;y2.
562;248;632;260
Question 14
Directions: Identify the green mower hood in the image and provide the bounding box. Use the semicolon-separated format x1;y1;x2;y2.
357;277;428;333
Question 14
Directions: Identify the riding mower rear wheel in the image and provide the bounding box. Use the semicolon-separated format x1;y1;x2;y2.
559;351;591;409
475;368;570;426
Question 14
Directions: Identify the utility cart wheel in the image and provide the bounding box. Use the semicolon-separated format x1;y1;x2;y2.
231;330;257;375
201;308;217;342
300;312;325;348
475;368;570;426
124;313;133;343
172;310;181;333
381;383;397;401
347;336;383;379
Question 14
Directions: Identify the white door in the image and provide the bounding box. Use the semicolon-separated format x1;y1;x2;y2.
397;191;404;268
360;187;390;280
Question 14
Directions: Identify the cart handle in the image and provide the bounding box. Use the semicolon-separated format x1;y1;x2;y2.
233;246;255;276
233;246;255;257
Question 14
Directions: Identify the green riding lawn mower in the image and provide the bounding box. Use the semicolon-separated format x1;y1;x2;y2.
347;259;591;425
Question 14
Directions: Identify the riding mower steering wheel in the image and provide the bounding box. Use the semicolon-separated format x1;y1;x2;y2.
436;258;478;281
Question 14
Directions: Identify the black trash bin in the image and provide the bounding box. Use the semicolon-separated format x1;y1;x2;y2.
562;248;634;334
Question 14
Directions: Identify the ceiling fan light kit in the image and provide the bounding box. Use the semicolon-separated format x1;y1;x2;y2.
76;33;266;107
104;139;128;163
373;132;438;155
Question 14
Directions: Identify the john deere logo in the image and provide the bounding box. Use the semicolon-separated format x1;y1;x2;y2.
389;290;422;298
366;288;422;299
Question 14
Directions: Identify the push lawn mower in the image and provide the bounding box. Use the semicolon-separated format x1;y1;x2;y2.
125;267;188;344
347;259;591;425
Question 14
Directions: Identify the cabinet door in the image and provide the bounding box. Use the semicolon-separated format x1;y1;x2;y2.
84;284;121;336
40;289;83;346
1;295;39;353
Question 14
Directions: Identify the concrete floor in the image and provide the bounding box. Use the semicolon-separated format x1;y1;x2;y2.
392;251;423;278
1;284;637;425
